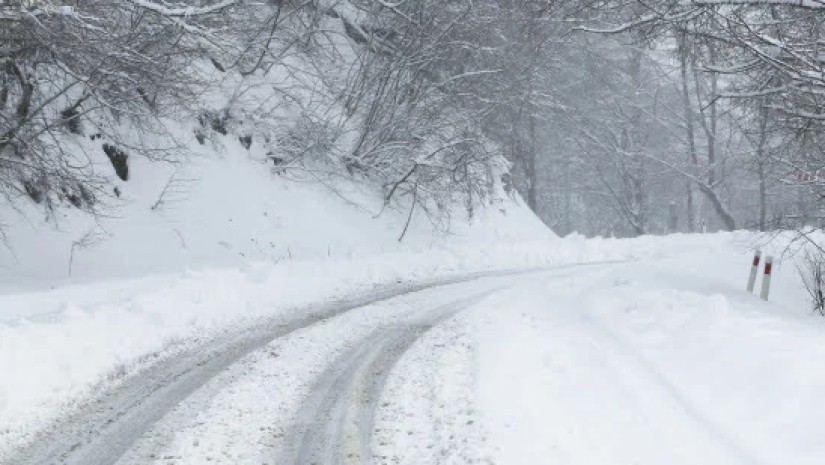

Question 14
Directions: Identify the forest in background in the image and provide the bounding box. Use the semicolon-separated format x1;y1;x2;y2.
1;0;824;239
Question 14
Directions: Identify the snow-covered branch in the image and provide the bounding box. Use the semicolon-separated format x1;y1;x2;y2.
126;0;238;17
688;0;825;9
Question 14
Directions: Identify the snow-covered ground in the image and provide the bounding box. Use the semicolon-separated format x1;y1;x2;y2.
472;241;825;465
0;232;628;458
3;228;824;464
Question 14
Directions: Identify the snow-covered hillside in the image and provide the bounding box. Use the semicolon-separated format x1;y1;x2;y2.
0;126;552;456
1;2;558;455
0;145;549;291
1;0;551;292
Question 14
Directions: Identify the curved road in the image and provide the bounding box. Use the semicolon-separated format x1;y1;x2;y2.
7;266;594;465
283;293;490;465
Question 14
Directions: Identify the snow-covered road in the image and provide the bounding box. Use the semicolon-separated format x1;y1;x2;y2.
6;241;825;465
6;267;582;465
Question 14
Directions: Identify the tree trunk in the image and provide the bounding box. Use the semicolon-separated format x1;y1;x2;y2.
526;112;538;212
756;106;770;231
697;183;737;231
668;201;679;233
682;35;736;231
628;43;648;235
686;181;696;232
759;168;767;231
678;32;699;233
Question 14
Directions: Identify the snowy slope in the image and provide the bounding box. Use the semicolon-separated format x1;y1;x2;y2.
0;0;548;292
0;136;550;292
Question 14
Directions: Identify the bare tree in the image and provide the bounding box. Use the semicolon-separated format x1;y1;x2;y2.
0;0;236;220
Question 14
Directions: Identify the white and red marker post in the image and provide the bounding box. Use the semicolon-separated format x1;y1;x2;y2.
760;255;774;301
747;250;762;293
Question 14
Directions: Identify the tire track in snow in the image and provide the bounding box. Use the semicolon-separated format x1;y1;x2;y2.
580;313;767;465
6;266;580;465
281;292;492;465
